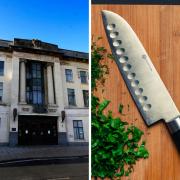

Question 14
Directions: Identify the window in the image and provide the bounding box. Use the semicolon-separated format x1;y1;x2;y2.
80;71;88;84
26;62;44;104
65;69;73;82
0;82;3;101
73;120;84;139
83;90;89;107
0;61;4;76
67;88;76;106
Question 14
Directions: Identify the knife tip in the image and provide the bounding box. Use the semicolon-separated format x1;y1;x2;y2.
101;10;120;21
101;10;109;16
101;10;111;23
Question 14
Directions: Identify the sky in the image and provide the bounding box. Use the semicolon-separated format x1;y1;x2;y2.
0;0;89;52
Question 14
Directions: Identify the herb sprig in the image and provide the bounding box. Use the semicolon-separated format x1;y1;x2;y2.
91;37;149;179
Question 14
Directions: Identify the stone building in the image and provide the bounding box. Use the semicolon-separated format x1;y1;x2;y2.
0;38;89;146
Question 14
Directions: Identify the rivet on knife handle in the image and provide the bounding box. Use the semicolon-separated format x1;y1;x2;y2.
102;10;180;151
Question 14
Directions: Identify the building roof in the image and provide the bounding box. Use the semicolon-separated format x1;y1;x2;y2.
0;38;88;61
59;49;88;59
0;39;12;47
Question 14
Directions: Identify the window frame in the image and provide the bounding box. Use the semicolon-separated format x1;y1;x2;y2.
26;61;45;105
67;88;76;106
0;82;3;102
82;90;89;107
0;61;4;76
73;120;84;140
79;71;88;84
65;69;73;82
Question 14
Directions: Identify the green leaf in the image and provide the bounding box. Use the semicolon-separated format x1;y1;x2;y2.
98;99;110;113
97;47;105;51
107;53;114;60
131;126;144;142
119;104;124;114
110;118;121;129
91;40;149;179
136;144;149;158
92;139;100;148
112;148;123;156
107;134;116;143
115;166;124;177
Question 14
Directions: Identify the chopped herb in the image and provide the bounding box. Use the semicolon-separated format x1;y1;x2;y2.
91;38;149;179
119;104;124;114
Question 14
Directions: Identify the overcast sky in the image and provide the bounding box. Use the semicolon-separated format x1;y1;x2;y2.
0;0;89;52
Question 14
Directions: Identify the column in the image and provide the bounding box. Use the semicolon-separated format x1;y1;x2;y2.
10;56;20;146
53;61;64;109
47;63;55;105
53;61;67;145
19;60;26;103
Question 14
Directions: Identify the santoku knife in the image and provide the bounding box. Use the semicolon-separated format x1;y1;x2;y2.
102;10;180;151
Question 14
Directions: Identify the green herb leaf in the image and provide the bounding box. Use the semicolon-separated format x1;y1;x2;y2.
91;39;149;179
119;104;124;114
98;99;110;113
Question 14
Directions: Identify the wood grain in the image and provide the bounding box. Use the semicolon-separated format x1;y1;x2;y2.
92;5;180;180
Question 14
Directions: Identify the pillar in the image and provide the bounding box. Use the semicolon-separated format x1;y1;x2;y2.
9;56;20;146
47;63;55;105
53;61;67;145
19;60;26;104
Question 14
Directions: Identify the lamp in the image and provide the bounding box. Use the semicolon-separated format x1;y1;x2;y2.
13;108;17;121
61;110;65;122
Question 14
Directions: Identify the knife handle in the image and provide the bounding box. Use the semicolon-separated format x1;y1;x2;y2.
167;116;180;151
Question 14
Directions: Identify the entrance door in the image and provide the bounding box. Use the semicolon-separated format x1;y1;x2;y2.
18;116;58;145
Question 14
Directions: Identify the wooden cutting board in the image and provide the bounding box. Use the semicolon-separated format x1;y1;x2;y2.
92;5;180;180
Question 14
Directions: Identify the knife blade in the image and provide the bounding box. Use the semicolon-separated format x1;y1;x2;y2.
102;10;180;150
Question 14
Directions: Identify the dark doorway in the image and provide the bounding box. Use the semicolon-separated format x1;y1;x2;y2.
18;116;58;145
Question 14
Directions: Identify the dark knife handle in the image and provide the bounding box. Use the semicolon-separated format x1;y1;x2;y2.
167;116;180;151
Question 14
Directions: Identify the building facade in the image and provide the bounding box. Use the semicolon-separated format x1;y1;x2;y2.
0;38;89;146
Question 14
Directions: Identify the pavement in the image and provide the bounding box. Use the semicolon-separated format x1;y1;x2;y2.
0;145;88;167
0;163;89;180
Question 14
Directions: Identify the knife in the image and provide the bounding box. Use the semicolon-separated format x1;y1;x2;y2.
102;10;180;151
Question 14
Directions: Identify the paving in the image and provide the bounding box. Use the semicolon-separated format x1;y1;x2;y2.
0;163;88;180
0;145;88;162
